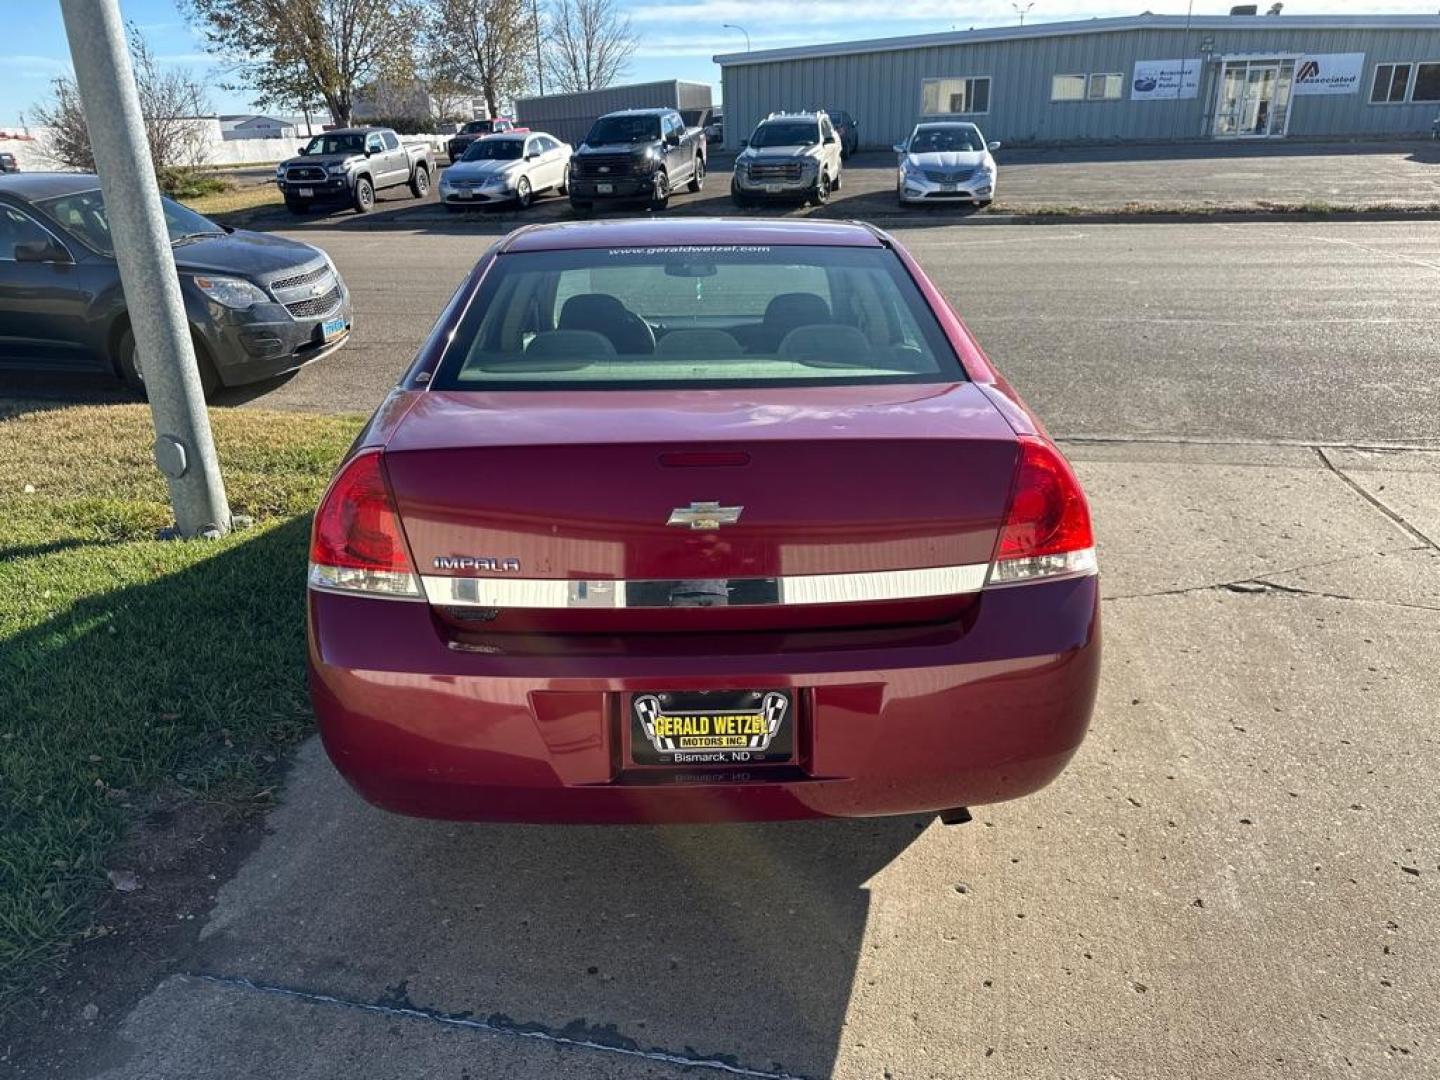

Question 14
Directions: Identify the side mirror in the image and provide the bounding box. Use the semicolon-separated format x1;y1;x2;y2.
988;140;1002;151
892;143;907;154
739;138;748;149
298;146;309;155
666;134;681;147
14;239;71;264
526;152;537;160
825;134;837;145
364;146;376;157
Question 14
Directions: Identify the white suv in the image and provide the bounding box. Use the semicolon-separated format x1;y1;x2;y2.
732;111;844;207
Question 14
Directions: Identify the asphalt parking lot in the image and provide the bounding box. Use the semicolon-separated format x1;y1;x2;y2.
14;214;1440;1078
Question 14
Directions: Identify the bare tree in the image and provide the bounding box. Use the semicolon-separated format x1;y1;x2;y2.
421;73;477;124
544;0;636;94
184;0;418;127
426;0;537;119
31;24;210;184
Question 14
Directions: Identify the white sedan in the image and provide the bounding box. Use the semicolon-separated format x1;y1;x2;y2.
893;122;1000;207
439;132;572;210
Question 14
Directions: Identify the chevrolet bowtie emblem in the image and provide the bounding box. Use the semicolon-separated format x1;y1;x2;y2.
667;501;743;530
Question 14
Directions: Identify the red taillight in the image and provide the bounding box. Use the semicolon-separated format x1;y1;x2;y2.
309;450;421;598
989;437;1097;586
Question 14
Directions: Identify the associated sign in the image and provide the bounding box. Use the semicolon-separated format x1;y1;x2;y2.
1293;52;1365;96
1131;59;1203;100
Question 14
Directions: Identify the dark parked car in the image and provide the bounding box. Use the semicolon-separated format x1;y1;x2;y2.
447;118;524;162
826;108;859;157
275;127;432;214
307;218;1099;824
568;108;706;212
0;173;352;398
0;152;19;174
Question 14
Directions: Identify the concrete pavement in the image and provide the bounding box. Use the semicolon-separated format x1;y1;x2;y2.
78;440;1440;1080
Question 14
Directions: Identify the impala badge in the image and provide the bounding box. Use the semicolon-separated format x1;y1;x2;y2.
667;501;742;530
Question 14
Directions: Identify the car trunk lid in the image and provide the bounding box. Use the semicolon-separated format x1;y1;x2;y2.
382;383;1018;633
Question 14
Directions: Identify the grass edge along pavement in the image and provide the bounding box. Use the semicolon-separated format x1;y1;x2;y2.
0;403;361;1012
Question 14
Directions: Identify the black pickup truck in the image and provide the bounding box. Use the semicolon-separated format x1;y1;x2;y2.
568;108;706;213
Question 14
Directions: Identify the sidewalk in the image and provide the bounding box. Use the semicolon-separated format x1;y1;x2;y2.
39;441;1440;1080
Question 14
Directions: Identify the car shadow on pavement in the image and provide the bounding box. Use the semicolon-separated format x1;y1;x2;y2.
191;764;930;1078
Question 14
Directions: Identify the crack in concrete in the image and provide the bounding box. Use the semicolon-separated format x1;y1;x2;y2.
1100;547;1430;603
185;973;810;1079
1315;446;1440;551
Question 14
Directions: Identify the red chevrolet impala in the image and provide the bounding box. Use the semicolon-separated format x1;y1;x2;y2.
307;219;1099;823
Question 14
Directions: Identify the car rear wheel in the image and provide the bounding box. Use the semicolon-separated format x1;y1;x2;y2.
515;175;533;209
117;327;220;401
353;177;375;213
409;166;430;199
650;171;670;211
558;164;570;196
687;157;705;193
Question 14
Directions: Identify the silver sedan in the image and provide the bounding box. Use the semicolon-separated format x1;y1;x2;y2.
439;132;572;210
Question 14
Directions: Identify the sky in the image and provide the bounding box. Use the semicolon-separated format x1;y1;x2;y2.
2;0;1434;128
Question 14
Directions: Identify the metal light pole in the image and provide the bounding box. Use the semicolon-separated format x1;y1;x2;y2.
59;0;230;538
533;0;545;96
723;24;751;51
1011;2;1034;26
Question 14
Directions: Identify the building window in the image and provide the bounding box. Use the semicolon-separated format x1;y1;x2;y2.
1370;63;1412;103
1088;73;1124;101
1051;74;1086;101
922;76;991;115
1414;62;1440;102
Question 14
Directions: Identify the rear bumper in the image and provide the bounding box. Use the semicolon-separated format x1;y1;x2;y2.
309;575;1099;823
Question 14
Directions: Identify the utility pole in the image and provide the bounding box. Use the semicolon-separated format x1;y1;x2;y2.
59;0;230;539
533;0;545;96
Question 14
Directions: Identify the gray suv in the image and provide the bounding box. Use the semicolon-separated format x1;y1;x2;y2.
0;174;352;399
731;111;844;207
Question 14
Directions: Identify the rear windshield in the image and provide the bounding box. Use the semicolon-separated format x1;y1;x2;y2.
428;245;964;391
462;121;494;134
463;138;523;160
586;115;660;144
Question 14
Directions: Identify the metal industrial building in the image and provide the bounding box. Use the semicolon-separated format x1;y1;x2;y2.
715;13;1440;149
515;80;713;147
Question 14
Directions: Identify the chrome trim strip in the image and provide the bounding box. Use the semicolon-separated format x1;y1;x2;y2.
421;563;991;610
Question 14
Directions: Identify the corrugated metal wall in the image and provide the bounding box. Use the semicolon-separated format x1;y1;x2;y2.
720;25;1440;148
515;81;714;146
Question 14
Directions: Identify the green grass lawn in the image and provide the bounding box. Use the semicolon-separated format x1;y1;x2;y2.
0;403;361;1009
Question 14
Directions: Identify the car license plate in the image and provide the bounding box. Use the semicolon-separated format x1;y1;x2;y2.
597;182;613;194
298;187;314;197
765;184;782;194
631;689;793;767
455;190;473;199
321;317;346;342
939;182;957;191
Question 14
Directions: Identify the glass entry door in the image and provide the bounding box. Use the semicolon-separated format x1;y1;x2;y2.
1213;60;1295;137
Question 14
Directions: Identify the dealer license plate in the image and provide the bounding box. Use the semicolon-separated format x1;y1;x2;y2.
321;317;346;342
298;187;314;197
631;689;793;767
597;182;613;194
